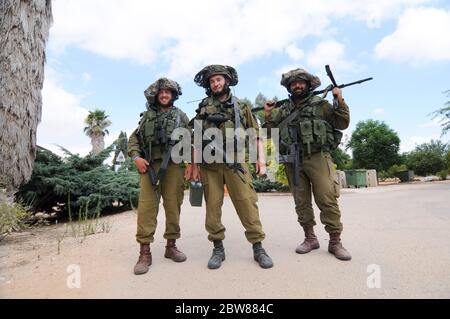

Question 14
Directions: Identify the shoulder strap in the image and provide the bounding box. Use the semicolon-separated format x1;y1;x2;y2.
278;101;301;131
232;96;240;131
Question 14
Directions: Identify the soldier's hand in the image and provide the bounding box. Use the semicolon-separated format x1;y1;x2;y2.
191;164;201;181
332;87;343;104
134;157;149;174
264;101;276;115
184;164;193;180
256;160;267;177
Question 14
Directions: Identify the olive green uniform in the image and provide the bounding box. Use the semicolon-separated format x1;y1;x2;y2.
265;94;350;233
192;92;265;244
128;106;190;244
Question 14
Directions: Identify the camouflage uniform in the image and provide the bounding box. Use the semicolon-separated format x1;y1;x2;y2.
192;65;273;269
264;68;352;261
128;78;190;274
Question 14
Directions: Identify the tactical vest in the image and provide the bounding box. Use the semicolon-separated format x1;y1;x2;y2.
139;106;181;147
279;96;342;156
196;96;248;150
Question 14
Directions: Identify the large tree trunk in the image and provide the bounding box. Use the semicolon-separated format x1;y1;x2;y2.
0;0;53;199
91;133;105;155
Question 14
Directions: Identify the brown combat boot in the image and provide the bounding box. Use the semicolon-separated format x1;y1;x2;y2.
296;226;320;254
164;239;187;262
328;233;351;261
134;244;152;275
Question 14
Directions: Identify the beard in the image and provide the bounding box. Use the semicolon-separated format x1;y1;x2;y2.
211;84;230;97
291;90;309;98
290;84;310;99
157;98;173;107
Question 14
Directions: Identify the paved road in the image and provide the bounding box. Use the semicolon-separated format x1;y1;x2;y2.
1;181;449;298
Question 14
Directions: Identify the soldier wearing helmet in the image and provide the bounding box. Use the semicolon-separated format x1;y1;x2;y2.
264;68;352;261
128;77;191;275
186;65;274;270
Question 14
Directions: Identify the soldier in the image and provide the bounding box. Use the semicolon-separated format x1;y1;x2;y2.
128;78;190;275
185;65;273;269
263;68;351;261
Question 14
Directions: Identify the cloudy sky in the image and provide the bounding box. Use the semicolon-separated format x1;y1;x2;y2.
39;0;450;156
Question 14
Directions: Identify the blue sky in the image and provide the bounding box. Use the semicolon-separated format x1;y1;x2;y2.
38;0;450;156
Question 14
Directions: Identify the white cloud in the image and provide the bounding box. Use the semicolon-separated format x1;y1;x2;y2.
338;0;433;28
400;135;441;152
49;0;430;78
38;68;91;156
306;40;360;73
375;7;450;63
82;72;92;83
373;108;385;115
285;44;305;61
419;116;445;128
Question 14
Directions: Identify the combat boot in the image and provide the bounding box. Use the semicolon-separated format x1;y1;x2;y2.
296;226;320;254
253;242;274;269
134;243;152;275
207;240;225;269
164;239;187;262
328;233;352;261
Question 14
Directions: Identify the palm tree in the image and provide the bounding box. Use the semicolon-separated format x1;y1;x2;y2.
431;90;450;136
84;109;112;155
0;0;53;199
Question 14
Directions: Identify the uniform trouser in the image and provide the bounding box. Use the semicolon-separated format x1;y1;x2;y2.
200;163;265;244
136;160;185;244
285;152;343;234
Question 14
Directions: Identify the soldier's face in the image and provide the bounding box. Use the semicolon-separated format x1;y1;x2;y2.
209;75;228;95
289;80;309;97
157;89;173;106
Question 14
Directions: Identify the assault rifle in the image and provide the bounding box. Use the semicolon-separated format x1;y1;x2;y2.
251;65;373;112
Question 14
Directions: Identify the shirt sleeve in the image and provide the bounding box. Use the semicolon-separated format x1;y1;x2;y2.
127;129;141;159
262;107;283;128
323;99;350;130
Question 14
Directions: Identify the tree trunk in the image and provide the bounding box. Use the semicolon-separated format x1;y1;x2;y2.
91;133;105;155
0;0;53;198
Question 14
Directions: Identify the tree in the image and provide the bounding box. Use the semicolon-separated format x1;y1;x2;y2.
430;90;450;136
84;109;112;155
112;131;128;168
252;93;279;124
347;120;401;173
0;1;53;198
331;147;352;170
17;146;139;218
405;140;448;176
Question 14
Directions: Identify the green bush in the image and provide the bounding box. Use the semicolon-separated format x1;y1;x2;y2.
0;191;31;239
252;176;289;192
386;164;408;178
437;169;449;180
405;140;448;176
17;146;140;219
274;164;289;186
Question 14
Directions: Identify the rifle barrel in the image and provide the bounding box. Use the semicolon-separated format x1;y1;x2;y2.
250;76;373;113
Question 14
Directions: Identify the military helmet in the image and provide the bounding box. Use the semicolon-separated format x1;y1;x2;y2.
194;64;238;88
280;68;321;91
144;77;182;104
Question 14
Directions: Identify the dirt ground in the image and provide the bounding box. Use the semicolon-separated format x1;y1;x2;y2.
1;181;450;299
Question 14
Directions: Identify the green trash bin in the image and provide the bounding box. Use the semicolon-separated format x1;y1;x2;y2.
345;170;367;188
